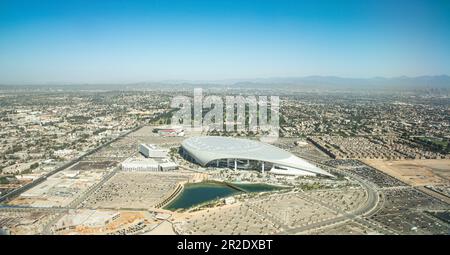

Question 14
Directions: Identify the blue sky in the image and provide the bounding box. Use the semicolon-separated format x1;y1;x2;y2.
0;0;449;84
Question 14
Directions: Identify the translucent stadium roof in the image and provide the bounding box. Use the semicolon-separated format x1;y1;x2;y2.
181;136;333;177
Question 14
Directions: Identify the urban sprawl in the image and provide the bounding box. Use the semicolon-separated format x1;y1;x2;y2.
0;87;449;235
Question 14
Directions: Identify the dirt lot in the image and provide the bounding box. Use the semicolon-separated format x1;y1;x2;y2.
364;159;450;186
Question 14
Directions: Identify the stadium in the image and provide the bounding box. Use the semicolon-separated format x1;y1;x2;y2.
181;136;333;177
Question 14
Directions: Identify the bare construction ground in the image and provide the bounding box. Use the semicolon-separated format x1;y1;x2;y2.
81;171;192;210
143;220;176;235
53;209;159;235
0;209;57;235
364;159;450;186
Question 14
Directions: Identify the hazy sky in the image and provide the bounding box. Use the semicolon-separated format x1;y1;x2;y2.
0;0;449;84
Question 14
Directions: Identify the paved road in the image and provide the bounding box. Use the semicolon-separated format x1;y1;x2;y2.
39;166;121;234
0;205;69;213
2;136;390;235
0;125;143;204
0;126;144;235
68;166;120;209
278;163;383;234
180;159;387;235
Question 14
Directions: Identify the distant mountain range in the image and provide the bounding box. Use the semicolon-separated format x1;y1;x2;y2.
203;75;450;90
1;75;450;91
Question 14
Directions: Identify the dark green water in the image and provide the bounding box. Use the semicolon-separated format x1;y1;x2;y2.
164;182;284;211
233;183;285;193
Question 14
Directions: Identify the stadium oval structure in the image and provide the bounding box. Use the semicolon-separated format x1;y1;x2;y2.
181;136;333;177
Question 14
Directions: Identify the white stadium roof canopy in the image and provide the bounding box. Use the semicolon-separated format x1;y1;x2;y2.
181;136;333;177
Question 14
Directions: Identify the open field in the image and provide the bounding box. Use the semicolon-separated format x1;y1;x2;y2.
364;159;450;186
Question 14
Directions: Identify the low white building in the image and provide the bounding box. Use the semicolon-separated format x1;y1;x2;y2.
121;158;178;172
159;161;178;171
139;144;167;158
122;158;178;171
121;158;160;171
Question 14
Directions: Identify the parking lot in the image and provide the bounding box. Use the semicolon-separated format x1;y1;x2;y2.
82;171;192;210
369;188;449;234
